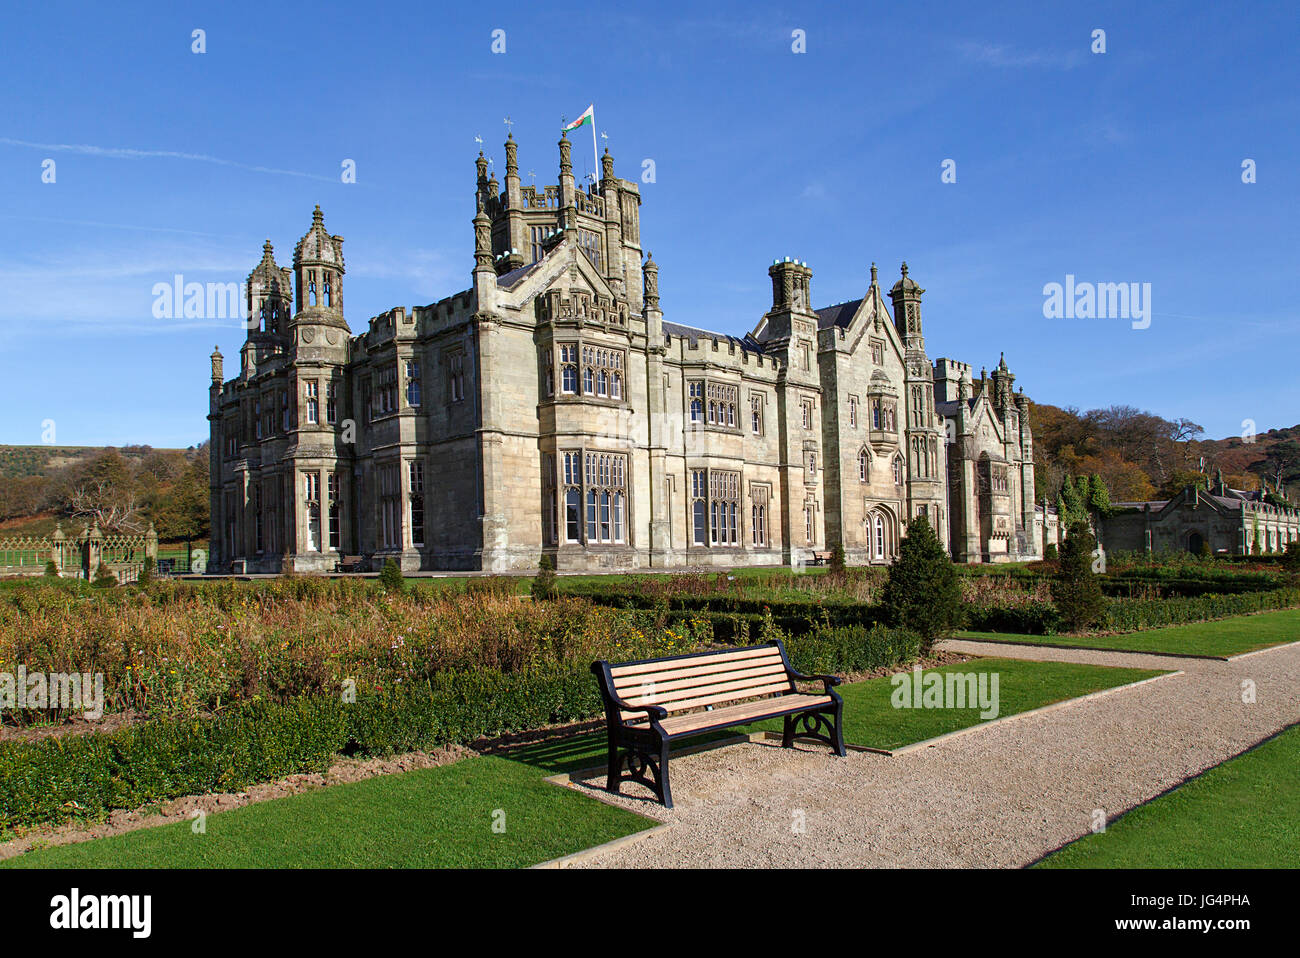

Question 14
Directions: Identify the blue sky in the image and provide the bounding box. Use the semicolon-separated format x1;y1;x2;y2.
1;0;1296;447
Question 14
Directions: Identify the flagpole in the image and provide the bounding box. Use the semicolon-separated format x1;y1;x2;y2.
591;104;599;187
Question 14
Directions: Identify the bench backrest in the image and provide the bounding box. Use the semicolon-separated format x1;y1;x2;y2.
604;643;794;722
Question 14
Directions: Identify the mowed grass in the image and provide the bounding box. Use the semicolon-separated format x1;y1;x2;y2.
960;608;1300;658
749;658;1166;752
1037;724;1300;868
0;756;654;869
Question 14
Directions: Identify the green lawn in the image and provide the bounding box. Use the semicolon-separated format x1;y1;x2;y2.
1037;724;1300;868
749;657;1164;751
0;755;654;869
960;608;1300;658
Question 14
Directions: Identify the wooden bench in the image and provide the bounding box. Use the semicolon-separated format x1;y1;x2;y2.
808;550;834;566
334;555;363;573
591;640;845;808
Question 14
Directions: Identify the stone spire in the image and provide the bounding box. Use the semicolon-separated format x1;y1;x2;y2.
889;261;926;354
210;345;223;384
292;206;346;327
473;190;493;270
643;252;659;311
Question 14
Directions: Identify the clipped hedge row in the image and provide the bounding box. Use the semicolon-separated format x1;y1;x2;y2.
0;622;922;831
1102;587;1300;633
965;587;1300;636
664;606;885;643
0;666;600;831
783;625;921;676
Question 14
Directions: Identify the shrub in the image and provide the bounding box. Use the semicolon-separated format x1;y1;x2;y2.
784;624;921;676
829;544;846;576
464;576;518;598
378;558;405;594
532;555;557;601
42;560;59;578
136;556;155;588
880;515;964;652
1284;541;1300;573
1043;543;1058;561
92;562;117;589
1051;522;1106;632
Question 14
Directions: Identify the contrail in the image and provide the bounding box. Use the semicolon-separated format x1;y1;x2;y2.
0;137;337;182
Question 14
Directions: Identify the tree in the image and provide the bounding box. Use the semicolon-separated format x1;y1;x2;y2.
532;554;557;601
880;515;964;652
379;558;405;594
92;562;118;589
1051;521;1106;632
43;559;59;578
137;556;155;588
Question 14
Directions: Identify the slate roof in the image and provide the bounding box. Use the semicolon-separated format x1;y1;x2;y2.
496;259;542;289
814;299;862;331
663;321;765;354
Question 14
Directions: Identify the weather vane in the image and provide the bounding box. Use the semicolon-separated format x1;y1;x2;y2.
504;115;513;134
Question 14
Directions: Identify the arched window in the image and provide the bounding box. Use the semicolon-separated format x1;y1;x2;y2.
565;488;581;542
613;492;625;542
583;367;594;394
597;369;608;397
872;513;886;562
859;449;869;482
611;372;622;400
586;489;598;541
893;456;904;486
692;499;707;545
323;277;332;307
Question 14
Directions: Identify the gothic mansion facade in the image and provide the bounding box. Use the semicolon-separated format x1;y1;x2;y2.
208;131;1053;573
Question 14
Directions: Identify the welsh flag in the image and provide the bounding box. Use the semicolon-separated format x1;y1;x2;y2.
563;105;594;132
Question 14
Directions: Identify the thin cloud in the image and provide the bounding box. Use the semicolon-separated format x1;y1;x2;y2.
953;40;1085;71
0;137;337;182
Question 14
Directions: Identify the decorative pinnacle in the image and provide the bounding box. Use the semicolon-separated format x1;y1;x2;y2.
870;262;877;284
312;205;323;225
900;261;908;278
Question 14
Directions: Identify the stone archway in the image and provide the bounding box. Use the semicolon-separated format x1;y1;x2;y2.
1187;531;1204;555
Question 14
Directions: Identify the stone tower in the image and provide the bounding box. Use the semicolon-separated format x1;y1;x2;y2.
889;263;946;542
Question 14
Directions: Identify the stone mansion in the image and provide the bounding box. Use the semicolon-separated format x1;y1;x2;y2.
207;129;1058;573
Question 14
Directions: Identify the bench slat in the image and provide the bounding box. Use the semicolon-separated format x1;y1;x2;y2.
611;653;785;690
610;646;781;679
618;680;793;721
615;662;789;700
659;693;833;736
618;669;791;709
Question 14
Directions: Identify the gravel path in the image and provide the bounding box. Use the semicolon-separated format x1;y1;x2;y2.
570;640;1300;868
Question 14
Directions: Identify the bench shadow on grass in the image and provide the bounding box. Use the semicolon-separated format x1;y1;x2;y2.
495;727;741;776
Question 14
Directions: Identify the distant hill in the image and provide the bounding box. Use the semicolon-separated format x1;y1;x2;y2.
0;444;196;480
0;443;209;541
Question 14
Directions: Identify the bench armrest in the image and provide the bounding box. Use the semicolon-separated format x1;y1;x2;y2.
786;668;842;692
591;661;669;722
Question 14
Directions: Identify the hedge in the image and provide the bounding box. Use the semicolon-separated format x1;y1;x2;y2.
0;624;920;830
1102;587;1300;633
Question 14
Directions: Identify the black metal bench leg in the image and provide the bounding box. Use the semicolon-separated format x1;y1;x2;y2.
781;714;796;748
657;740;674;809
606;737;621;795
831;702;846;757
